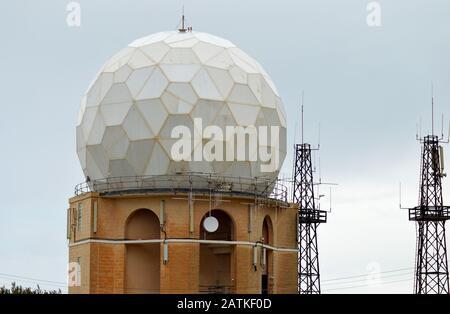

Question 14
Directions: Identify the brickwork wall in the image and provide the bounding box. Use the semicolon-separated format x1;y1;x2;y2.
68;193;297;294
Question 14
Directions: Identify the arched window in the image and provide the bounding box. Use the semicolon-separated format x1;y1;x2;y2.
199;209;235;293
125;209;160;294
261;216;273;294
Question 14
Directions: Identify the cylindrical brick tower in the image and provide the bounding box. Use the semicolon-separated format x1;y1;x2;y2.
68;28;297;294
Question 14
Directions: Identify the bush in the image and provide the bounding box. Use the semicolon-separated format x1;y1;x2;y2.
0;282;61;294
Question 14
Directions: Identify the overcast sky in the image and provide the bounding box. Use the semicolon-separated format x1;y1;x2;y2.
0;0;449;294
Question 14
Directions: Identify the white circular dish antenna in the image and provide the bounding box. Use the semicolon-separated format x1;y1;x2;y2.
203;216;219;233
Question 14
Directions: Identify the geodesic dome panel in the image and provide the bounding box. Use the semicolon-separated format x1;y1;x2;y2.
77;31;287;182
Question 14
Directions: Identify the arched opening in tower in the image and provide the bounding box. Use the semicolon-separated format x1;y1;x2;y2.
262;216;273;294
199;209;235;293
125;209;160;294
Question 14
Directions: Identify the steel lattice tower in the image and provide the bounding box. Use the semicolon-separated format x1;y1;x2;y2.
293;143;327;294
409;135;450;294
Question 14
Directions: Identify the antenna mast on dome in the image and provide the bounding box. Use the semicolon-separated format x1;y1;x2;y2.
178;6;192;33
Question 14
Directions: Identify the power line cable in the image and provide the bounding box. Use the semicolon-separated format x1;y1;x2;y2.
323;277;413;292
322;271;412;287
322;267;413;282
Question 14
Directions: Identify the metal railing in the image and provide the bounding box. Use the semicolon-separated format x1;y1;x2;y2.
409;206;450;221
298;209;328;223
199;285;234;294
74;173;288;205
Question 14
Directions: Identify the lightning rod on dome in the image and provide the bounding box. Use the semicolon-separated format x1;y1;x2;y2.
178;6;192;33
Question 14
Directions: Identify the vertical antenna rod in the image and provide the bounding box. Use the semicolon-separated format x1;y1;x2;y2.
432;83;434;136
178;6;187;32
301;91;304;145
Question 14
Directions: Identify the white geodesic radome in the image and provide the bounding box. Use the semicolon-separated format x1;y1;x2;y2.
76;31;287;183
